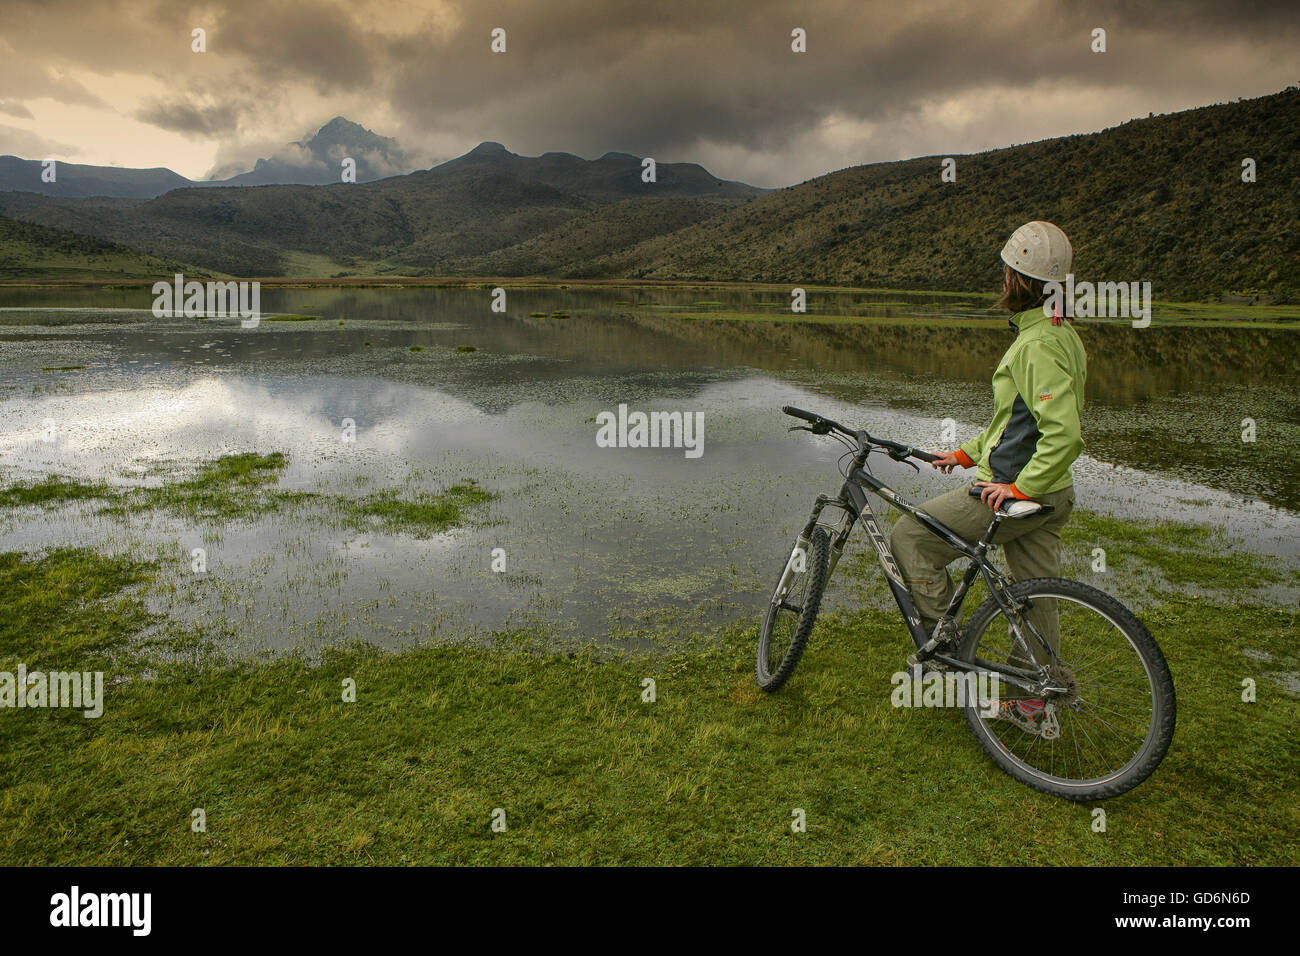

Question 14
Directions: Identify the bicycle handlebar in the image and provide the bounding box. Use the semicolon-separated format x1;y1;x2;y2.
782;405;939;464
782;405;837;428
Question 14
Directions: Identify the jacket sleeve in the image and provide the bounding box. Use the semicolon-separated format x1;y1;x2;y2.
1006;340;1083;498
958;422;996;468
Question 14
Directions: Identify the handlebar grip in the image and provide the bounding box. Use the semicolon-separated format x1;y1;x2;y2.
782;405;822;424
911;449;940;463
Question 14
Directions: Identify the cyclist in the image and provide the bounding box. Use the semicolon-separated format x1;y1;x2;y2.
888;221;1086;731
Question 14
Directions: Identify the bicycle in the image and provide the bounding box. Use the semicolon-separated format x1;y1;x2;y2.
756;405;1176;801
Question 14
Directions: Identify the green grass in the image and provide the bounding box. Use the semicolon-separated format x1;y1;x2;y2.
0;456;500;540
1061;511;1283;590
642;309;1001;327
0;548;157;668
262;314;319;322
131;452;298;520
0;476;116;509
1149;299;1300;323
627;307;1300;329
0;566;1294;864
186;452;286;487
1;452;305;521
0;502;1295;864
3;275;1294;326
0;448;1293;864
39;365;87;372
277;251;353;277
347;481;494;537
455;345;478;353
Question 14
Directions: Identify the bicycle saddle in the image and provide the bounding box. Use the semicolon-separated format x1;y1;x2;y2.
967;484;1056;518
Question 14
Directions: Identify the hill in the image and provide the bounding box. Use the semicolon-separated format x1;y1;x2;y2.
0;156;192;200
0;215;204;280
589;87;1300;301
433;142;761;200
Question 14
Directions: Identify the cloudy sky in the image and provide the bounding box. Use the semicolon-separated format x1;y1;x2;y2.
1;0;1296;187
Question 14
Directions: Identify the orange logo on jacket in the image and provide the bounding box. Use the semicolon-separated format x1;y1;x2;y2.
1038;387;1053;401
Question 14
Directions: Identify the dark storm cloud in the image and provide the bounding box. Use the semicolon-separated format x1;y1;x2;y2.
370;0;1300;175
207;0;380;93
3;0;1297;184
135;98;243;136
1088;0;1300;30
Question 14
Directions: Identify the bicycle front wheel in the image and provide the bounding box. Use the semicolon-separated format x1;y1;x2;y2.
756;527;830;691
958;577;1176;801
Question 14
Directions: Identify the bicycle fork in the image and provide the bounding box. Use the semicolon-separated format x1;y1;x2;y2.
773;494;854;605
772;535;811;605
808;493;856;577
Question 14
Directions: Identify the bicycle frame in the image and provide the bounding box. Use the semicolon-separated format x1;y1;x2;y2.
793;457;1063;697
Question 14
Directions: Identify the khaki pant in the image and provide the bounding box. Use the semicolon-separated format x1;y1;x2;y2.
888;484;1075;660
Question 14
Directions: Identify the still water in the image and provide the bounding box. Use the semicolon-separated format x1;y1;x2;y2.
1;287;1296;657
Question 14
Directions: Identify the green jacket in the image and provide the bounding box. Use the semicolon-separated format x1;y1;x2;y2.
957;307;1087;498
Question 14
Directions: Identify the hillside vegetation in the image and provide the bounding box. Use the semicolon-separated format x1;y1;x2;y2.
0;148;760;279
600;87;1300;301
0;88;1295;299
0;215;202;280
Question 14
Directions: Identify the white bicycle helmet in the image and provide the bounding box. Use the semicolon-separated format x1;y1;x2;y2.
1000;221;1072;281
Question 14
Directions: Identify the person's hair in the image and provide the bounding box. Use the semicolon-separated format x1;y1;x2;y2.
994;266;1048;313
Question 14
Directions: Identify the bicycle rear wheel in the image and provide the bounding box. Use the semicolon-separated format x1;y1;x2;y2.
958;577;1175;801
756;527;830;691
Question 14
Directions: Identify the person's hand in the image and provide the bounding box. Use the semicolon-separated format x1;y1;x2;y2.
975;481;1017;511
929;451;962;474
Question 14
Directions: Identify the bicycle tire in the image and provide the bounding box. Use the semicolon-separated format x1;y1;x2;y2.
958;577;1176;801
756;527;831;691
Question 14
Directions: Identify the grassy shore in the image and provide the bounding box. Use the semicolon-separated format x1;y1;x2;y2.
0;277;995;292
2;277;1293;325
630;309;1300;329
0;457;1296;865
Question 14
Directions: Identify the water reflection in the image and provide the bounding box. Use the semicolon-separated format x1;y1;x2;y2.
0;288;1295;655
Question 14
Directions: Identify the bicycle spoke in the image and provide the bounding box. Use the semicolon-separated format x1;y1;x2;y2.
970;590;1162;787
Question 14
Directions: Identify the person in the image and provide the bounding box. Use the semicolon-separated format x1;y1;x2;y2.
888;221;1086;730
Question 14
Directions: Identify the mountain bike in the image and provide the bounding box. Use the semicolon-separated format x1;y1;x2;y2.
756;405;1175;801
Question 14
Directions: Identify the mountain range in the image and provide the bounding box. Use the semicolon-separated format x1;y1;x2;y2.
0;117;421;197
0;87;1296;300
0;138;766;277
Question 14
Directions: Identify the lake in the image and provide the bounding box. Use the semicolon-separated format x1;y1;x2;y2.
1;286;1296;657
